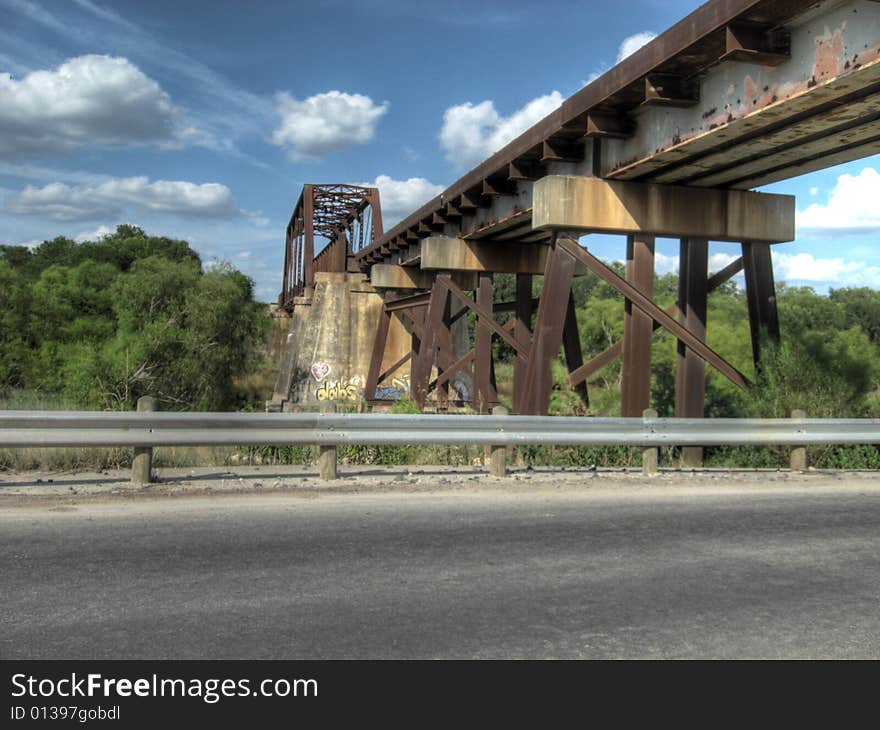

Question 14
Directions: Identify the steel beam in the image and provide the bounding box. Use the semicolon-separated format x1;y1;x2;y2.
742;241;780;369
562;293;588;408
303;185;315;291
519;237;579;415
513;274;534;414
568;256;744;388
557;238;749;392
411;277;451;407
675;238;709;468
474;272;499;412
365;292;394;402
621;235;656;417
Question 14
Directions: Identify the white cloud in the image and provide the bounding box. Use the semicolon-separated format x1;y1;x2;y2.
0;161;113;186
2;0;70;35
16;239;44;250
797;167;880;234
616;31;657;63
770;251;877;284
581;31;657;88
0;55;183;159
763;249;880;288
3;0;275;151
439;91;563;169
74;224;114;243
359;174;445;225
582;70;605;86
271;91;388;160
6;177;237;222
653;252;679;274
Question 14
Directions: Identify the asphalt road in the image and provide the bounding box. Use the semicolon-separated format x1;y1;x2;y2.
2;482;880;659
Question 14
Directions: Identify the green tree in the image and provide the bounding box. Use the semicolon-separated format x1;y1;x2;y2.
0;229;268;412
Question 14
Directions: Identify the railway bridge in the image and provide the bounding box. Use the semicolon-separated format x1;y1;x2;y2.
272;0;880;462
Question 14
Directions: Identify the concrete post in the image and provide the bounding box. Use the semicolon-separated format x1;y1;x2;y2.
131;396;157;485
642;408;659;476
319;444;338;480
790;409;807;472
489;406;508;478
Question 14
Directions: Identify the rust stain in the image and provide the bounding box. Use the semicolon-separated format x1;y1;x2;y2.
813;27;845;81
610;33;880;178
744;74;760;106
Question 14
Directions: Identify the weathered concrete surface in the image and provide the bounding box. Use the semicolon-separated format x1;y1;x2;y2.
420;236;589;274
270;295;310;404
265;304;292;361
422;237;552;273
370;264;477;290
532;176;795;242
271;273;410;409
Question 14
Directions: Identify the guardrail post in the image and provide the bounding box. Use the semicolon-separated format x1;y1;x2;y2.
790;409;807;472
318;444;338;480
131;396;157;485
489;406;508;477
642;408;659;476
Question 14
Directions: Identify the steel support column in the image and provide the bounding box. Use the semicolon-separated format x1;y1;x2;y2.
474;272;498;412
675;237;708;467
513;273;533;414
411;276;450;408
742;241;780;370
365;292;394;403
562;293;588;408
437;291;453;403
520;235;578;415
303;185;315;292
621;234;656;417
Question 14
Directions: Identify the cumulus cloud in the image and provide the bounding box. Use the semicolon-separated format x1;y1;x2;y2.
272;91;388;160
797;167;880;234
653;251;679;274
74;224;115;243
616;31;657;63
582;30;658;87
770;251;880;286
0;54;183;159
6;177;237;221
359;174;445;225
439;91;563;169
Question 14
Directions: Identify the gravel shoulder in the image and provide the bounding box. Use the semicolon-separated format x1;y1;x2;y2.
3;463;880;509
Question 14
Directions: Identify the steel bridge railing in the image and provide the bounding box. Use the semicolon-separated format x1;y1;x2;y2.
2;411;879;449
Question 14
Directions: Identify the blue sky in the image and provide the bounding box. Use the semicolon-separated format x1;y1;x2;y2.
0;0;878;301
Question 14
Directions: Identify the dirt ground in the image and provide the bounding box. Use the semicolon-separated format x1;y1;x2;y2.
3;462;880;508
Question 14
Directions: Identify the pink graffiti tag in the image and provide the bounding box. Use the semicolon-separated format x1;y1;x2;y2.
310;362;331;382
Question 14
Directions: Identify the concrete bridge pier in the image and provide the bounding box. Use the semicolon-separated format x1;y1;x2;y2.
271;272;411;411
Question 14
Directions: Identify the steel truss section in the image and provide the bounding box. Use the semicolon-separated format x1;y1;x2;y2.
280;184;383;311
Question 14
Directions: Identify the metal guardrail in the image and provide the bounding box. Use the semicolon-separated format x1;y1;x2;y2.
2;410;879;448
